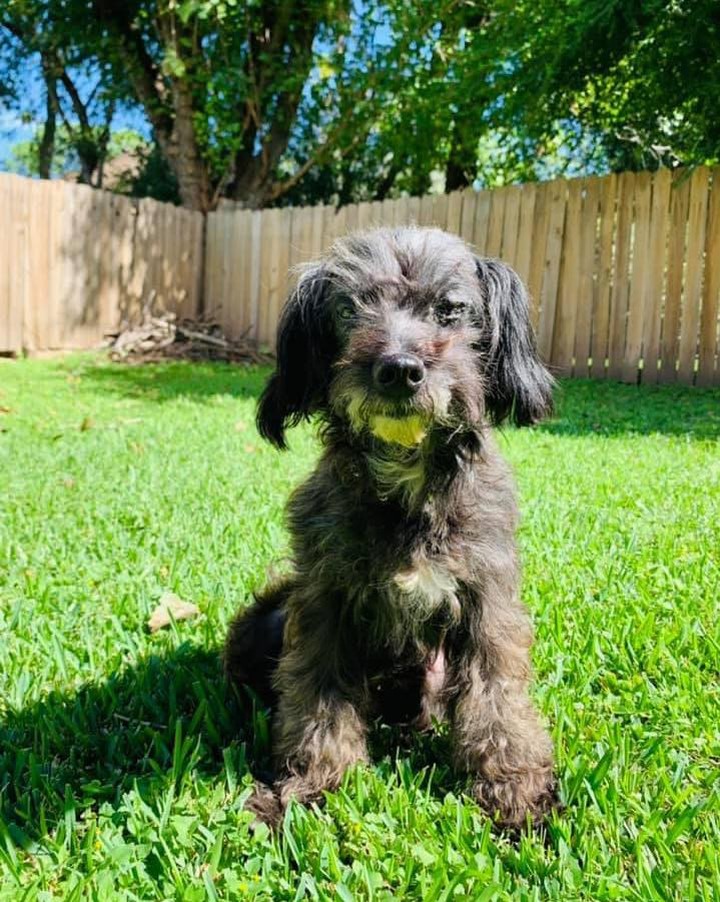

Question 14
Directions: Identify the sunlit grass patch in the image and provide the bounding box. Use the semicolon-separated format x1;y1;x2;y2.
1;355;718;898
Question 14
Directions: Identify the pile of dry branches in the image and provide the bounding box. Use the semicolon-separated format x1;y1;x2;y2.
106;312;272;364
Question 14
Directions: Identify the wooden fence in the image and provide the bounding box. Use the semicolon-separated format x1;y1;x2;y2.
2;168;719;385
0;173;203;354
206;167;720;385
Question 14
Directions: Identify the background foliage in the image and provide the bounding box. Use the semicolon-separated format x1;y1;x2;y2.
1;1;719;209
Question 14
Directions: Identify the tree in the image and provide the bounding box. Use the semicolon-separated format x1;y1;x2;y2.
69;0;461;210
451;0;720;177
2;1;718;209
1;2;128;185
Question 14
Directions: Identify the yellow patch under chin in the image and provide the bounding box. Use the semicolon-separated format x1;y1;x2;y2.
369;414;427;447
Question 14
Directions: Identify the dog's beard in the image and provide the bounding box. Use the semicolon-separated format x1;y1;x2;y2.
339;385;453;449
332;385;455;507
346;396;429;447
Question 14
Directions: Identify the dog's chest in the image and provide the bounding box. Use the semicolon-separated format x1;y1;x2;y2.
388;557;461;625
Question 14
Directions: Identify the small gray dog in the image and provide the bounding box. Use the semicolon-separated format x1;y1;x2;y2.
225;226;557;828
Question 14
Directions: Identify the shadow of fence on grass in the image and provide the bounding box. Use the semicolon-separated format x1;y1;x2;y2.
80;359;270;404
538;379;720;439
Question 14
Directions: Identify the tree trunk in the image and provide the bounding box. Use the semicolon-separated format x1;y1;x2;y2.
152;82;210;211
444;117;476;192
38;85;57;179
38;53;59;179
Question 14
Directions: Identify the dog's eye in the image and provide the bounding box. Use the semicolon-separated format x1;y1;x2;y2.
336;303;355;322
433;299;463;325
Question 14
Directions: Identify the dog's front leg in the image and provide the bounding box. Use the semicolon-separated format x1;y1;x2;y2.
450;596;556;828
251;616;369;824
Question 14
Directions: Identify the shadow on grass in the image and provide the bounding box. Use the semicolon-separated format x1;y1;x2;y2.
0;644;263;845
538;379;720;439
0;642;463;845
78;359;271;405
82;360;720;439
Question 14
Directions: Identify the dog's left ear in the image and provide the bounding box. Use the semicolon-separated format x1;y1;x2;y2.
474;258;554;426
256;265;334;448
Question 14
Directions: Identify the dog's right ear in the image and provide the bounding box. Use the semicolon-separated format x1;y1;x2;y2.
257;266;334;449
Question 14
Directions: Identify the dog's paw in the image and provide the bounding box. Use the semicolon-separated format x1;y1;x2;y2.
472;768;559;829
244;782;283;829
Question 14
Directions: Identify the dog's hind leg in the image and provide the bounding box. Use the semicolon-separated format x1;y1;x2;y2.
223;579;292;707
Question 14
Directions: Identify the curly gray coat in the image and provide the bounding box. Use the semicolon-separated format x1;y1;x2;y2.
225;226;557;828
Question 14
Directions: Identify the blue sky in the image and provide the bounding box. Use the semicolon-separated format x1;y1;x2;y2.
0;53;150;171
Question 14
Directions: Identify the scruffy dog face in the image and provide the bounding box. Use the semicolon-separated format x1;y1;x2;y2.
257;227;553;451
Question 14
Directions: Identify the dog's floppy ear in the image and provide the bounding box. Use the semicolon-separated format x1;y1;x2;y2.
257;266;334;449
474;257;554;426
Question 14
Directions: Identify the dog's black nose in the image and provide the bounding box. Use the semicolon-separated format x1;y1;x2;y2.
373;353;426;397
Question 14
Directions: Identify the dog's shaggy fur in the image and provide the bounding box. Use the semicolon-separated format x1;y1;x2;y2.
225;227;557;828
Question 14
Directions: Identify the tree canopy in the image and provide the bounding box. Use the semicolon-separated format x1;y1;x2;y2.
1;0;718;209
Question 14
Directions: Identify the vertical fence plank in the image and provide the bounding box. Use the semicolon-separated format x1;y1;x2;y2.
0;178;6;350
500;185;521;268
574;178;600;378
552;178;582;374
0;177;12;351
485;189;506;257
203;211;219;323
640;169;672;381
368;200;384;227
345;203;359;233
208;210;225;331
7;176;28;354
323;203;348;246
431;194;448;229
215;209;233;338
527;182;549;332
607;172;636;380
536;180;567;362
237;210;254;336
406;196;421;226
24;180;49;352
622;172;652;382
677;167;710;383
459;189;477;245
226;210;245;338
417;194;434;227
472;190;492;256
97;192;118;334
257;209;276;345
659;172;691;380
393;196;410;227
248;210;263;338
697;169;720;385
356;201;373;231
268;208;293;350
446;191;463;235
514;183;536;287
590;174;617;377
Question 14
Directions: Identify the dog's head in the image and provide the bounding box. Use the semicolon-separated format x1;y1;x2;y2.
257;227;553;450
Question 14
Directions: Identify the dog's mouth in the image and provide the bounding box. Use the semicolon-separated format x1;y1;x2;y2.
367;411;429;447
343;394;433;448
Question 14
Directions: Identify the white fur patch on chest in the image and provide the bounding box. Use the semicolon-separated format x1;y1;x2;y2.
392;560;461;620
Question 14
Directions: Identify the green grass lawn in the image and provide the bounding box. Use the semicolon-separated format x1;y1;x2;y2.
1;356;719;901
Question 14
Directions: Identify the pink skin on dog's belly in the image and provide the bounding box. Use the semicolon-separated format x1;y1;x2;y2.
425;644;446;695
